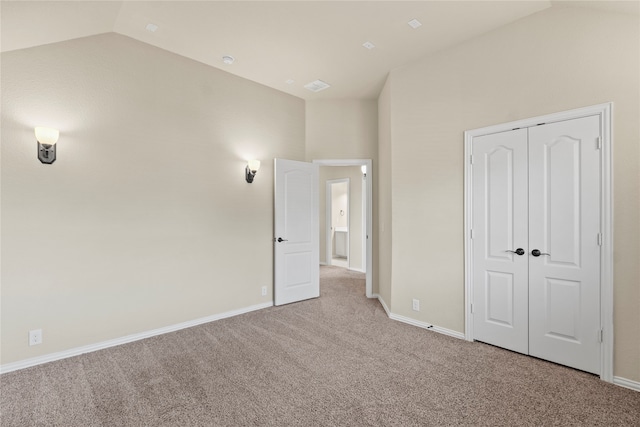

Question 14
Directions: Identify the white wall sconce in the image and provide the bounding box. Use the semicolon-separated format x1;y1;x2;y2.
35;127;59;164
245;160;261;183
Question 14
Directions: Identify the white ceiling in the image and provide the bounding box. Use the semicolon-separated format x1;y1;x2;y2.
2;1;637;100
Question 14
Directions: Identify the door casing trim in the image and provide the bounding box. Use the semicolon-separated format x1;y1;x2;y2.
463;103;613;383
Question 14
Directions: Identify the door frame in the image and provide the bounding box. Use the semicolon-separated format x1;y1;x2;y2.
325;178;350;267
314;159;373;298
463;103;613;382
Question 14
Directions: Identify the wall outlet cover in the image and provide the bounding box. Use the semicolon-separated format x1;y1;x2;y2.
29;329;43;346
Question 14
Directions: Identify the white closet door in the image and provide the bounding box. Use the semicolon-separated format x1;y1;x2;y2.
471;115;602;375
472;129;529;354
528;116;601;374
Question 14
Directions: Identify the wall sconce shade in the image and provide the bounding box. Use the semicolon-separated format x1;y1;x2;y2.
245;160;261;183
35;127;59;164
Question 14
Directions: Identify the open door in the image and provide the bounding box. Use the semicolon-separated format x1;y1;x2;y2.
274;159;319;306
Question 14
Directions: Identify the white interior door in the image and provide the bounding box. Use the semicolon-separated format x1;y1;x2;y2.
274;158;319;306
528;116;601;374
472;129;529;354
472;116;602;374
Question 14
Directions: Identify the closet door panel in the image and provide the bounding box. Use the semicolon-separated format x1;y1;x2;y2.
528;116;601;374
472;129;529;354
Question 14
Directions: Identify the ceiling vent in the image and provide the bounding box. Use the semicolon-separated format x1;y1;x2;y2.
304;80;331;92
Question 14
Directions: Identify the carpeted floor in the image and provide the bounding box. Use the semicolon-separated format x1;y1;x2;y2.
1;266;638;426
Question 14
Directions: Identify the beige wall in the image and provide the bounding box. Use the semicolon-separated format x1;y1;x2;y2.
383;6;639;381
306;100;378;291
332;182;349;230
319;166;364;271
305;100;378;162
0;33;305;364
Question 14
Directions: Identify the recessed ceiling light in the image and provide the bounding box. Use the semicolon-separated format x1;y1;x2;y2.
285;79;295;85
408;19;422;29
145;23;159;32
222;55;235;65
304;80;331;93
363;41;375;50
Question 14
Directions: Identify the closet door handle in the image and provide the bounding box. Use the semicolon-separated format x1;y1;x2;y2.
276;237;288;243
531;249;550;257
506;248;525;256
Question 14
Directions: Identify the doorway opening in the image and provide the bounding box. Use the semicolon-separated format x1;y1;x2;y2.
313;159;373;298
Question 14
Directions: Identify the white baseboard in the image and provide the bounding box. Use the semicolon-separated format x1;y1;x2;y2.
319;262;364;274
389;312;466;340
614;376;640;392
6;296;636;393
374;294;391;316
373;294;464;340
0;301;274;374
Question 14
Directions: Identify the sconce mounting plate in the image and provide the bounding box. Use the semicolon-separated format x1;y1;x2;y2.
38;142;56;164
246;165;257;183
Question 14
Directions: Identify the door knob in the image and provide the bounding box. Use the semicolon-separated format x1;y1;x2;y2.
506;248;525;256
276;237;288;243
531;249;550;257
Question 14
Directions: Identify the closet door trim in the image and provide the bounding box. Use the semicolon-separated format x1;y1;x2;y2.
463;102;613;383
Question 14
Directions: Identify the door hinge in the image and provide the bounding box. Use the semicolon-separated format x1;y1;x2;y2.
470;154;474;165
470;303;474;314
596;137;601;150
597;233;602;246
470;229;474;239
598;329;603;343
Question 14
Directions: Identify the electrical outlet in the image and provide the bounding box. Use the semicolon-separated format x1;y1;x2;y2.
29;329;43;346
261;286;268;296
412;299;420;312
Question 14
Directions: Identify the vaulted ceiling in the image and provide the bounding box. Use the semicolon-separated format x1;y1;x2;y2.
2;1;637;100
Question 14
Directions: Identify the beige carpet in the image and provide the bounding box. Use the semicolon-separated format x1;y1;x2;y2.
1;266;638;426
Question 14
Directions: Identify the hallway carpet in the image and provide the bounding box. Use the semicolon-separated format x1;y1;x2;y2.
1;266;638;426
